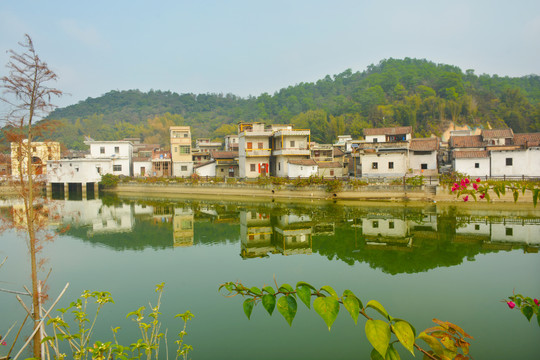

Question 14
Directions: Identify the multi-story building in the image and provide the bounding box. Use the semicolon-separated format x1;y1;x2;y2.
224;134;239;151
270;126;311;177
170;126;193;177
360;127;412;177
11;140;61;177
238;122;273;178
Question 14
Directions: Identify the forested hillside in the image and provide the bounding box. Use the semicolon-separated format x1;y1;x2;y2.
29;58;540;149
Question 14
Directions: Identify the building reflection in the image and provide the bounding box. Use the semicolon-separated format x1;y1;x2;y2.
240;211;314;258
173;207;194;247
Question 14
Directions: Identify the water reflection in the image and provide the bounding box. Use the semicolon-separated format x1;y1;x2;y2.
2;197;538;272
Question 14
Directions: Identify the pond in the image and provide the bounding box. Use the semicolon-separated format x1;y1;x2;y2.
1;195;539;359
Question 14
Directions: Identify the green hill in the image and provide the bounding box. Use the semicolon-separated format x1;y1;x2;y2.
38;58;540;150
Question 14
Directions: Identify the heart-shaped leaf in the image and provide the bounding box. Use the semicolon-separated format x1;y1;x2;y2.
314;296;340;330
277;295;297;326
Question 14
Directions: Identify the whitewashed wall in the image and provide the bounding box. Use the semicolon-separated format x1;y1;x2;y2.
361;153;408;177
287;162;317;178
453;157;490;177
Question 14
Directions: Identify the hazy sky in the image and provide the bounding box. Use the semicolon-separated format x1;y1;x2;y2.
1;0;539;109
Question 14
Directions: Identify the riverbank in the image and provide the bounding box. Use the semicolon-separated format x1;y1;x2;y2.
110;182;537;205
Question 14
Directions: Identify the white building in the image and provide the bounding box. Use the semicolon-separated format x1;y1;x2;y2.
85;140;133;177
409;138;439;176
238;122;273;178
287;159;318;178
452;150;490;177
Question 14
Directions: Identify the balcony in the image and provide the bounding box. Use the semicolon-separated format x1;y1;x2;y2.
272;148;311;156
241;129;273;137
246;149;271;157
273;129;310;137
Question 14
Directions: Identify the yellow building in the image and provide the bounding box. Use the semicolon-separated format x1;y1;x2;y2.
10;140;61;177
170;126;193;177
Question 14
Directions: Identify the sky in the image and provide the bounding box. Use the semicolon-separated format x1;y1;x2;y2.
1;0;540;110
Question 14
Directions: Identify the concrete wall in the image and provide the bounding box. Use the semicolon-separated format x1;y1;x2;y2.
453;157;490;177
361;152;408;177
410;151;437;171
194;162;216;177
490;149;540;177
134;161;152;177
288;162;317;178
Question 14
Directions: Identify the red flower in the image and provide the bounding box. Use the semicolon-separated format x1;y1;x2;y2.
473;183;478;190
535;299;539;306
464;178;470;184
476;178;481;183
463;195;469;202
479;193;485;199
507;301;516;309
1;341;7;346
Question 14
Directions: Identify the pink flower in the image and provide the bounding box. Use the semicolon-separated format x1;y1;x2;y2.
479;193;485;199
473;183;478;190
1;341;6;346
476;178;481;183
460;179;466;186
453;183;458;188
463;195;469;202
507;301;516;309
535;299;539;306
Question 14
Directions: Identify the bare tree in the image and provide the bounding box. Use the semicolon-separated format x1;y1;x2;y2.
1;34;62;359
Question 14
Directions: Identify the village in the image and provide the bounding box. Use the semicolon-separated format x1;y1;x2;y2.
3;123;540;197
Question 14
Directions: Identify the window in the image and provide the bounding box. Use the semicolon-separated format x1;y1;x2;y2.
250;164;256;172
181;165;188;171
258;142;263;149
96;166;101;174
278;162;281;171
506;227;513;236
330;170;334;176
290;140;295;148
389;221;394;229
221;168;224;172
388;162;394;169
184;133;188;138
372;162;378;170
372;220;379;228
421;163;428;170
163;163;169;171
100;147;105;154
179;146;190;154
373;138;378;143
174;147;178;152
155;163;161;170
475;224;480;230
75;168;79;172
113;164;122;171
114;146;120;154
247;142;252;150
475;163;480;168
506;158;513;166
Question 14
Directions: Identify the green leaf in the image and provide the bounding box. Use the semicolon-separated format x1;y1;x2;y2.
343;289;363;308
313;296;340;331
385;344;400;360
365;319;391;358
370;348;385;360
261;294;276;316
366;300;390;319
243;299;255;320
494;187;500;198
250;287;262;296
343;293;360;325
537;313;540;327
418;332;444;357
521;306;534;321
277;295;297;326
296;285;312;309
533;189;539;207
320;285;338;298
263;286;275;295
296;281;316;291
513;190;519;203
391;320;415;356
279;283;294;294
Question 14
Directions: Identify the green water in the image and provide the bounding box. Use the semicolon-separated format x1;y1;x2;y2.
1;196;539;359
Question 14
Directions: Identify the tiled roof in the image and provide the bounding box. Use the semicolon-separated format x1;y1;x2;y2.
363;126;412;136
409;138;439;151
514;133;540;147
453;150;489;159
211;150;238;159
132;156;151;162
194;160;215;169
317;161;342;168
333;147;345;157
288;159;317;166
449;135;483;148
482;129;514;139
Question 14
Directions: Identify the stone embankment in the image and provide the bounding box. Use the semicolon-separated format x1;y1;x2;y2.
111;182;536;204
